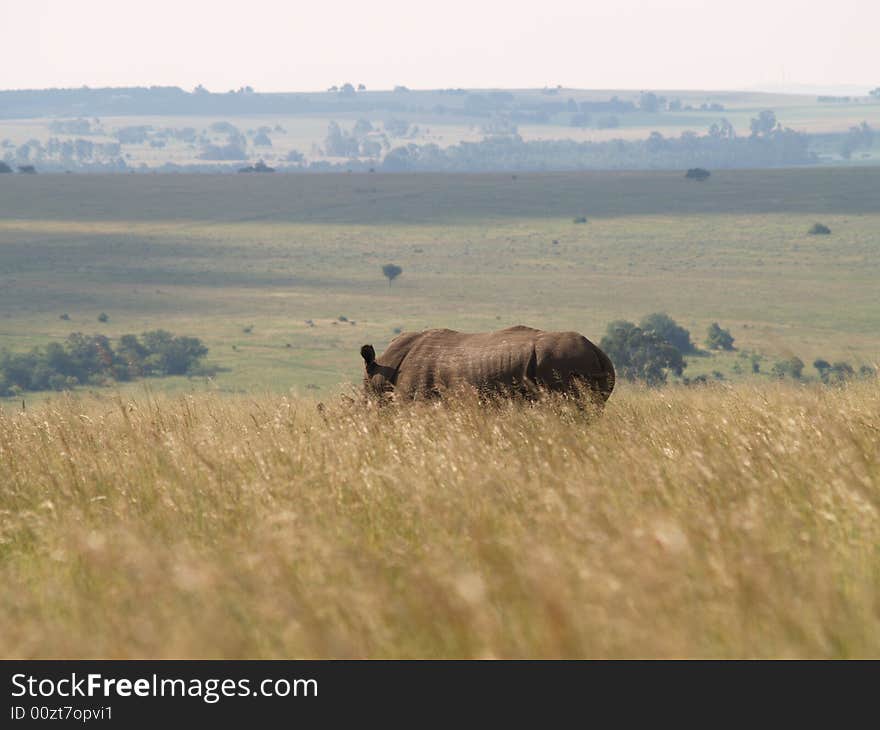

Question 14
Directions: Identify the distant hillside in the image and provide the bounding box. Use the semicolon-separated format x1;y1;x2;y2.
0;85;837;120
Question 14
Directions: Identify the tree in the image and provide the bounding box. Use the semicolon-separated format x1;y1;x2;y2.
138;330;207;376
599;320;685;386
339;83;356;97
639;92;660;113
871;88;880;99
384;119;410;137
813;359;831;382
353;119;373;137
116;125;152;144
705;323;734;351
839;122;874;159
772;356;804;380
97;312;109;323
809;223;831;235
685;168;711;181
324;122;360;157
640;313;696;353
253;131;272;147
749;110;778;137
0;161;11;173
828;361;855;384
210;121;239;135
815;359;859;385
382;264;403;286
708;118;736;140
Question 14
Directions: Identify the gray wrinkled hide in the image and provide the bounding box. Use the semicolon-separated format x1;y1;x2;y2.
363;325;615;402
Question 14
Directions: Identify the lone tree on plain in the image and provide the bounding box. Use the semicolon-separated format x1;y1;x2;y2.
382;264;403;286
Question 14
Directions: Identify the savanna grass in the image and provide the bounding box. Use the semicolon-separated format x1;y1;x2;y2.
0;380;878;658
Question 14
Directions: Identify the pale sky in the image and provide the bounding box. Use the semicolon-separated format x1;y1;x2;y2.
1;0;875;92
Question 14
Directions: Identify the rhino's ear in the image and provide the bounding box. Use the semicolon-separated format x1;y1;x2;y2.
360;344;376;366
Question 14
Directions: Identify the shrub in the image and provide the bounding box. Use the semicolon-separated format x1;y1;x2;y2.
685;168;711;181
573;216;588;224
772;357;804;380
814;359;871;385
97;312;109;323
809;223;831;235
238;160;275;173
705;323;735;350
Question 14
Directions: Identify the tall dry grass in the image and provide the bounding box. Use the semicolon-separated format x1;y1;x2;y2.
1;381;878;658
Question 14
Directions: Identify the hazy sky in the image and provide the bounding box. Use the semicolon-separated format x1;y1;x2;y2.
2;0;875;92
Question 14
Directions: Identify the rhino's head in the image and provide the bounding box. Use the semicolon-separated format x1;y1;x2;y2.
361;344;395;396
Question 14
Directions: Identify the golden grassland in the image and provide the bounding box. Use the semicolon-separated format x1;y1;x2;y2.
1;380;878;658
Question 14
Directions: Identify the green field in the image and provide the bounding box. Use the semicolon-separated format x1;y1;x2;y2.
1;168;878;400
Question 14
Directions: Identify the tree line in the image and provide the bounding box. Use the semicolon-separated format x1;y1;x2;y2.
599;313;875;387
0;331;211;396
380;119;815;172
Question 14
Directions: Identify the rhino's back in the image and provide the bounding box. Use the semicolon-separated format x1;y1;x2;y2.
397;326;537;394
386;326;613;399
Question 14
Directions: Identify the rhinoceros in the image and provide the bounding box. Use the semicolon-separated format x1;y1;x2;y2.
360;325;615;403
